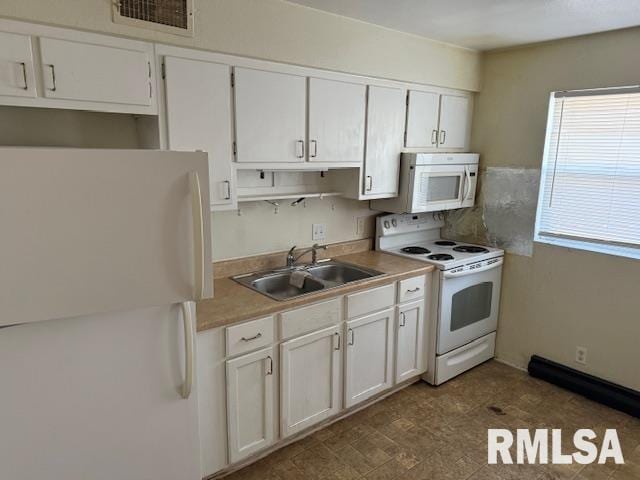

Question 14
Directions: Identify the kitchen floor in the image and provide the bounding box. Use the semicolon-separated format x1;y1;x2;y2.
222;361;640;480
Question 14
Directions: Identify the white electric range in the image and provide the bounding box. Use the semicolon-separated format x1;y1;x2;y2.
376;212;504;385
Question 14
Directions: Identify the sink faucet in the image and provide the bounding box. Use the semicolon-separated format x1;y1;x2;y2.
286;244;328;267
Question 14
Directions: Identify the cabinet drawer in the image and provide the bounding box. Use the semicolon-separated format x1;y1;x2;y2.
226;316;274;357
280;297;341;340
346;283;395;319
398;275;425;303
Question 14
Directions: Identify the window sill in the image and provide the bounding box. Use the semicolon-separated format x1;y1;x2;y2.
534;235;640;261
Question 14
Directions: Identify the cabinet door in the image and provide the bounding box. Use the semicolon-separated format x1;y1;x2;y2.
363;85;406;196
280;325;341;438
226;346;276;463
344;308;394;408
405;90;440;148
395;300;426;384
164;56;234;208
438;94;470;149
234;67;306;163
308;77;365;163
0;31;36;98
39;37;152;106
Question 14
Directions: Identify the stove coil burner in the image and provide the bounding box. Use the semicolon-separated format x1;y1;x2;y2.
401;246;431;254
453;245;489;253
428;253;454;261
435;240;457;246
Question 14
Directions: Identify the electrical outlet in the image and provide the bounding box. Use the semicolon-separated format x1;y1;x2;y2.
312;223;326;241
356;216;367;236
576;346;587;365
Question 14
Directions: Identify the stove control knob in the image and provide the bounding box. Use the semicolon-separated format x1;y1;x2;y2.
391;219;398;227
383;220;391;229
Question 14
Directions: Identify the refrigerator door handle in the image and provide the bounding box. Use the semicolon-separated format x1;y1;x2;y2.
189;171;205;300
180;302;195;399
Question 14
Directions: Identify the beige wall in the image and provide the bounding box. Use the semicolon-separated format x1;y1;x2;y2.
212;197;377;261
467;27;640;390
0;0;480;91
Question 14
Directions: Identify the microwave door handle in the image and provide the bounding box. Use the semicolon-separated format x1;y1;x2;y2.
462;167;471;201
442;258;503;278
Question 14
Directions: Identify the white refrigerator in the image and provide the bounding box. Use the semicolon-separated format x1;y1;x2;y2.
0;148;213;480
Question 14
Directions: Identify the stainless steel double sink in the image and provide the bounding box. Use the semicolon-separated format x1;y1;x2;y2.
232;260;384;301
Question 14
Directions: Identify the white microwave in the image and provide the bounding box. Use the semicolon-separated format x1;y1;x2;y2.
371;153;479;214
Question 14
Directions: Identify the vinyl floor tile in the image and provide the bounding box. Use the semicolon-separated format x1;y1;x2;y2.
221;361;638;480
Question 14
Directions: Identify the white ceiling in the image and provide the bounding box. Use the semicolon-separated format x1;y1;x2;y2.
285;0;640;50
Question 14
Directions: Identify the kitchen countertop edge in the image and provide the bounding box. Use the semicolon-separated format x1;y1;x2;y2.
196;251;435;332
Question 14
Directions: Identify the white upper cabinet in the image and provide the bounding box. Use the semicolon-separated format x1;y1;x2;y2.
395;300;426;384
163;55;235;209
405;89;471;150
39;37;152;107
226;346;276;463
344;307;394;408
405;90;440;148
0;31;36;98
308;77;365;163
234;67;306;163
438;94;470;149
363;85;406;197
0;19;156;114
280;325;341;438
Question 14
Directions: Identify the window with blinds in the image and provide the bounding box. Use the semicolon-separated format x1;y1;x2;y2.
534;86;640;259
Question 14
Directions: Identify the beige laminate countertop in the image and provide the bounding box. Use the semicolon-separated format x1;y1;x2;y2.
196;251;434;332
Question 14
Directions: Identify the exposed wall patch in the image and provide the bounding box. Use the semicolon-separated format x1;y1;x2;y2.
445;167;540;257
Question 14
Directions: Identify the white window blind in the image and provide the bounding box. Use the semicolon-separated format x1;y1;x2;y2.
535;86;640;258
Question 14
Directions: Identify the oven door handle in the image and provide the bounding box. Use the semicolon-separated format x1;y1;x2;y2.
442;258;503;278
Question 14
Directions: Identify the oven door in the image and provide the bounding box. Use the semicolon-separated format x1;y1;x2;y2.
437;259;503;355
409;164;466;213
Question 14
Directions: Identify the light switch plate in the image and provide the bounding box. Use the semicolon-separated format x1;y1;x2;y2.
312;223;326;241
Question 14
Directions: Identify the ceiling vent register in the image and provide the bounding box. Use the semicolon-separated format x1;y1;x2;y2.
113;0;193;36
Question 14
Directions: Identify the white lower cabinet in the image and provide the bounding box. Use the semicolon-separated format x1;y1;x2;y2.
395;300;426;384
344;307;395;408
280;324;342;438
226;346;276;463
199;277;431;477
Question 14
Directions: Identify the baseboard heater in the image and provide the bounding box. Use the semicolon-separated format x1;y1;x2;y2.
528;355;639;418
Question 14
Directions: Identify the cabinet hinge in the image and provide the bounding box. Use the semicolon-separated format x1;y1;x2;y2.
232;141;237;156
161;62;166;80
230;72;235;88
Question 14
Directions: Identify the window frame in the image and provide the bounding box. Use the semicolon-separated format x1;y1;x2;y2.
534;87;640;261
